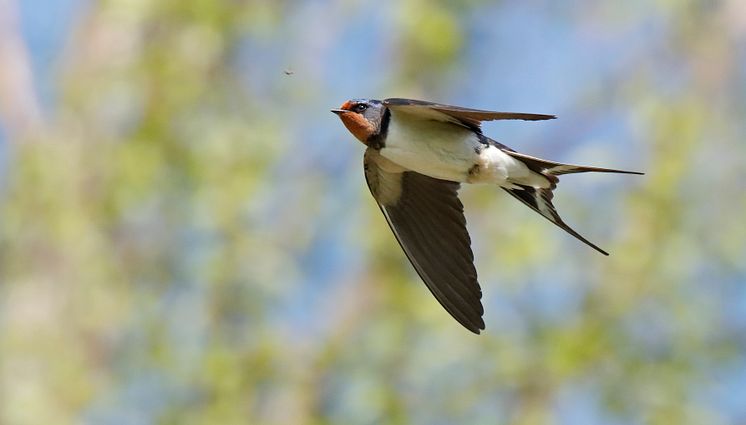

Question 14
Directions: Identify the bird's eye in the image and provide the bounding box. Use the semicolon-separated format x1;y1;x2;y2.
354;104;368;113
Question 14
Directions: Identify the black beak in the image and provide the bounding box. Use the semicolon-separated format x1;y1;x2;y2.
331;109;348;115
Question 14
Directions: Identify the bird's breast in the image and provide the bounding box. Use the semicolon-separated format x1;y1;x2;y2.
380;116;483;182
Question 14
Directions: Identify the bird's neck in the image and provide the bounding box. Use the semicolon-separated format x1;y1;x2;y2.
366;107;390;150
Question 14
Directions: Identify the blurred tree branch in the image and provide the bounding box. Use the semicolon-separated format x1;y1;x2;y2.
0;0;43;142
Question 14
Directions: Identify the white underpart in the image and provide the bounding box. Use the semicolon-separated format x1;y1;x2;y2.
471;145;549;188
381;111;479;182
380;110;550;188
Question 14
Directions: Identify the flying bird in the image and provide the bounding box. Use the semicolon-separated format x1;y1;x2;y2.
332;98;642;334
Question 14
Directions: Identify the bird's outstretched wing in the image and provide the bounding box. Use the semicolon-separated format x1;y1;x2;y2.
364;149;485;334
384;98;555;131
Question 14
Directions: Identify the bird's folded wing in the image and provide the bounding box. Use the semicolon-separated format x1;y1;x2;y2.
384;98;555;130
364;149;485;333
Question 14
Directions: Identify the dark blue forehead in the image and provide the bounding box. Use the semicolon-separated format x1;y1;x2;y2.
350;98;382;105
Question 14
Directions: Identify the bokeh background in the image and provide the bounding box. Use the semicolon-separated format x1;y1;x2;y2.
1;0;745;424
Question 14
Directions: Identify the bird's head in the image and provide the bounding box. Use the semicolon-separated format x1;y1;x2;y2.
331;99;387;145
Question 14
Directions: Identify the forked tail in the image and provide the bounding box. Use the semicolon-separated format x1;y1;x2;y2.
502;150;643;256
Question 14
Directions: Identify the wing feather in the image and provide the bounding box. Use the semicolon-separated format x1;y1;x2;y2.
364;150;485;333
384;98;555;130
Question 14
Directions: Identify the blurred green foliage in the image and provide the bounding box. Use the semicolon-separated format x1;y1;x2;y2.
1;1;745;424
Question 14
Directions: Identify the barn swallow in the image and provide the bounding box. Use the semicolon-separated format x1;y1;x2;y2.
332;98;642;334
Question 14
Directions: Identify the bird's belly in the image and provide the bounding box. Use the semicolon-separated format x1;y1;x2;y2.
467;145;531;186
380;121;483;182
